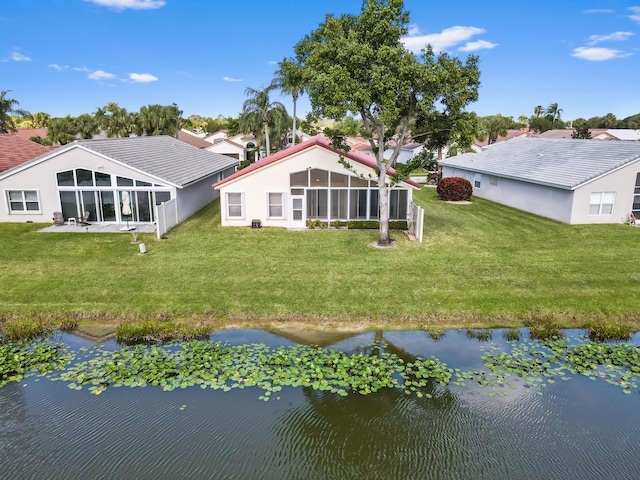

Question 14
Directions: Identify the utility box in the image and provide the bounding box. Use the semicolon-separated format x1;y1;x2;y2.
251;219;262;229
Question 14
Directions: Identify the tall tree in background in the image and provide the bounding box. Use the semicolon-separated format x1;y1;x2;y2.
75;113;100;139
133;103;182;136
48;116;77;145
240;85;288;157
545;102;563;129
273;58;305;146
96;102;132;138
481;114;509;144
295;0;480;246
0;90;30;133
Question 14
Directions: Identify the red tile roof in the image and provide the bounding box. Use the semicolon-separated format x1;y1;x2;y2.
213;135;420;189
0;134;58;173
175;129;214;149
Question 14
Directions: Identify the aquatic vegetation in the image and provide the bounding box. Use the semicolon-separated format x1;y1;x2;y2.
503;329;521;342
0;317;78;341
526;317;563;340
585;321;634;342
0;340;71;387
465;328;493;342
421;326;446;341
115;320;211;344
3;331;640;400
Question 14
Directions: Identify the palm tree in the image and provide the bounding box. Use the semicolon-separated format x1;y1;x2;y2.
240;85;288;157
95;102;132;138
272;58;305;146
0;90;30;133
482;115;509;144
545;103;563;128
47;116;77;145
533;105;544;118
75;113;100;139
133;103;182;136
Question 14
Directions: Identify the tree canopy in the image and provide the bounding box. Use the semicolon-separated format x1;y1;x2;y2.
295;0;480;245
0;90;30;133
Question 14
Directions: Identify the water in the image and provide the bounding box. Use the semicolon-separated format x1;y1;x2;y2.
2;329;640;479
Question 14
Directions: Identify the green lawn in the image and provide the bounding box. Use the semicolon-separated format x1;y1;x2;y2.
1;188;639;327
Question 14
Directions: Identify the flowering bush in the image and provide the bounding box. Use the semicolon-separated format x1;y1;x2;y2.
437;177;473;201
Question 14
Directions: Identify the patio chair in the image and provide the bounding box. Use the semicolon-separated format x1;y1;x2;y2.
77;211;91;226
52;211;64;226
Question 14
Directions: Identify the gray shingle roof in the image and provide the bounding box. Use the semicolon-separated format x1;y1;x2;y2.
77;135;238;187
440;138;640;190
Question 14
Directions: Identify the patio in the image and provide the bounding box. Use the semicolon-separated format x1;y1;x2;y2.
39;222;157;234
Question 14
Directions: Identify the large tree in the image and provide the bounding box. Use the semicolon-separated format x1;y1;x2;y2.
133;103;182;136
0;90;30;133
273;58;305;146
239;85;288;157
295;0;480;246
481;114;510;144
95;102;133;138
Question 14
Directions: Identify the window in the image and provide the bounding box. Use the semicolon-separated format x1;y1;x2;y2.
489;176;498;186
331;189;348;219
389;189;408;220
633;173;640;217
307;189;328;219
589;192;615;215
57;170;75;186
268;193;285;218
7;190;40;213
290;171;308;187
474;174;481;189
227;193;244;218
349;189;368;219
117;176;134;187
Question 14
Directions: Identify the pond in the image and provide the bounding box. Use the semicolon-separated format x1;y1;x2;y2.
2;328;640;479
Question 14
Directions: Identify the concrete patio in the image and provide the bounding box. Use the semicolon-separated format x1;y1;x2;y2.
39;222;157;233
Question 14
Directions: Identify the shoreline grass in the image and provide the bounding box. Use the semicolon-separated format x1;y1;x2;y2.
1;188;639;335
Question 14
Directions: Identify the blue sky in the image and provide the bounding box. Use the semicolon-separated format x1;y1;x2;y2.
2;0;640;122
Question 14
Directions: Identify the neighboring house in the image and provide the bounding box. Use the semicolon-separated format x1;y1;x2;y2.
440;137;640;224
176;129;214;149
205;138;247;161
474;129;533;148
347;137;424;164
592;129;640;141
0;133;57;173
213;135;420;229
0;136;238;226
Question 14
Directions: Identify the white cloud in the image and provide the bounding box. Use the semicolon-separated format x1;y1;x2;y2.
88;69;116;80
73;66;91;72
49;63;69;71
128;73;158;83
459;40;498;52
84;0;165;11
571;47;631;61
268;60;278;65
588;31;634;44
630;6;640;24
10;48;30;62
402;26;486;53
584;9;613;14
223;76;242;82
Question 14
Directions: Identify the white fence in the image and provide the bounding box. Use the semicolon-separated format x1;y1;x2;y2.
156;198;178;239
408;201;424;243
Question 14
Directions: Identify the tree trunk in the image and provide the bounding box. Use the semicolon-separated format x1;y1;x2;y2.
264;122;270;158
378;163;391;246
292;91;298;146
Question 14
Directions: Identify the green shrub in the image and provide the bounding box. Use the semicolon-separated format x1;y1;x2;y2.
437;177;473;201
526;317;563;340
585;321;634;342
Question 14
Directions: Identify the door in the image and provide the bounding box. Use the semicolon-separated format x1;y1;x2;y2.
290;194;305;229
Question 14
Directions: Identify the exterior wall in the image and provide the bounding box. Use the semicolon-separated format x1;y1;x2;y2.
175;165;235;222
217;145;414;228
570;160;640;224
0;146;176;223
206;142;245;161
442;166;574;223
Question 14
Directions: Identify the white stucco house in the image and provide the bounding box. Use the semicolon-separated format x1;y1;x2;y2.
0;135;238;228
440;137;640;224
213;135;420;229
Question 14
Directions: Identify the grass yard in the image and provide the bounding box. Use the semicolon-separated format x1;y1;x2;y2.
1;187;639;330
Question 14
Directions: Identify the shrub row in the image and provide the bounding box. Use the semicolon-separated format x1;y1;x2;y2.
306;220;408;230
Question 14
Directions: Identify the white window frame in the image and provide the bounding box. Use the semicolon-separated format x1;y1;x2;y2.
5;190;41;214
226;192;244;219
589;191;615;215
474;173;482;189
267;192;286;219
